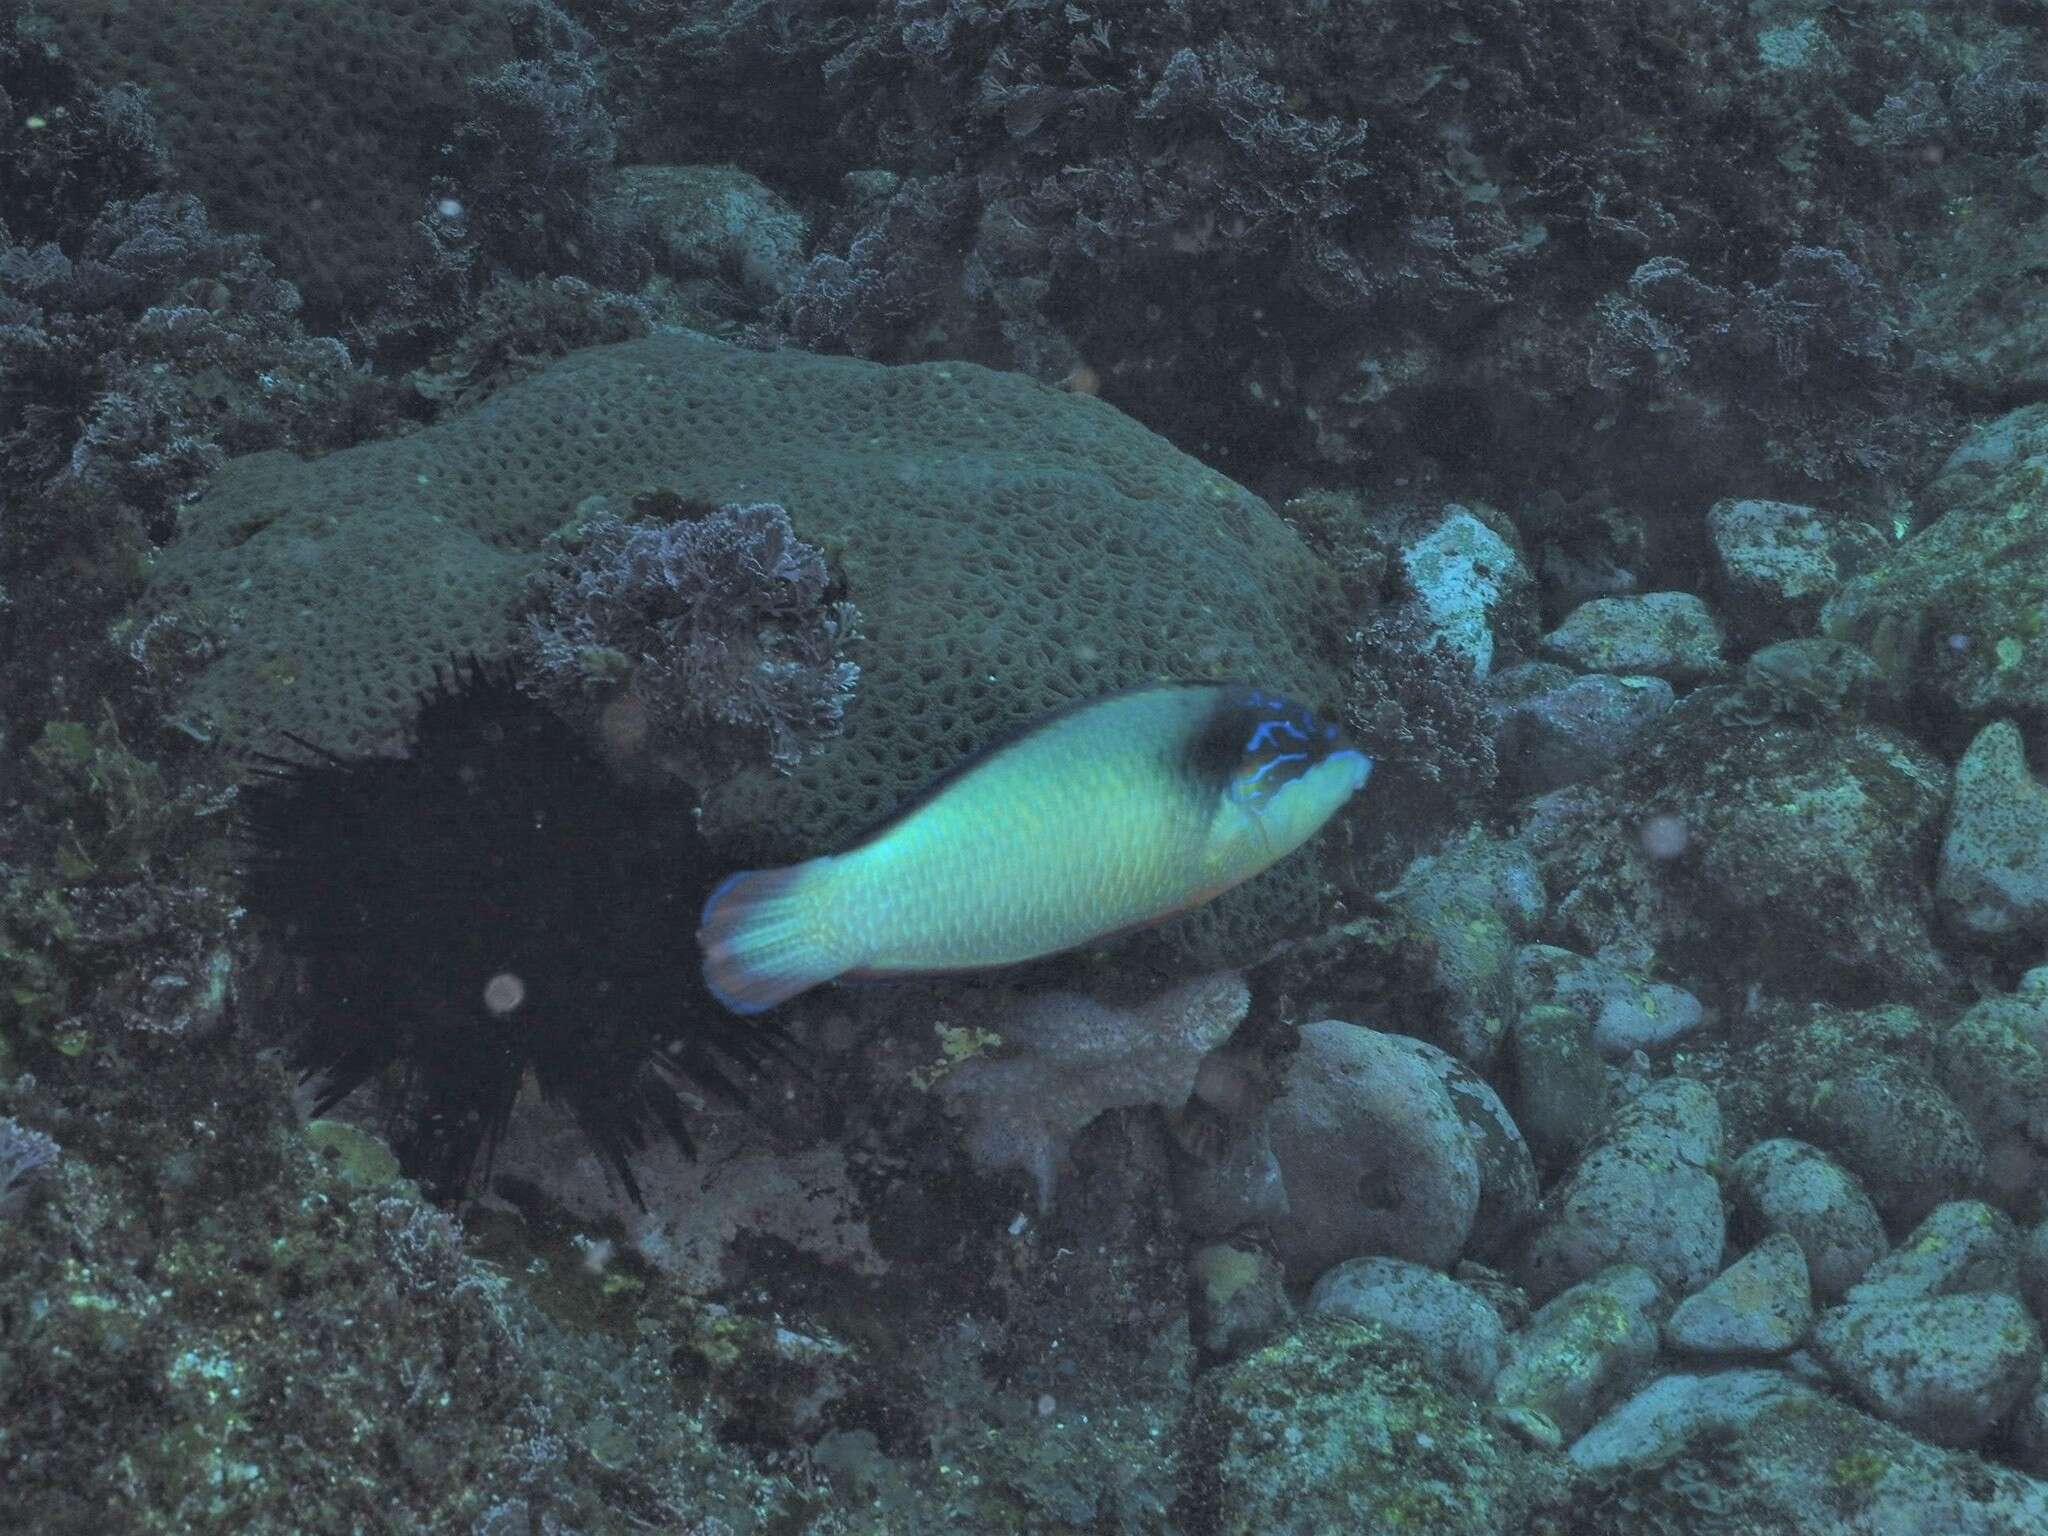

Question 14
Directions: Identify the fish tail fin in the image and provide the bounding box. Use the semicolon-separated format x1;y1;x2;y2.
697;861;844;1014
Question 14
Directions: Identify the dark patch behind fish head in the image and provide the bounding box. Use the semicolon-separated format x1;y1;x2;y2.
1184;686;1352;810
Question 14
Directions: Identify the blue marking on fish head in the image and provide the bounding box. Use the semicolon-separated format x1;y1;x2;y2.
1208;688;1370;813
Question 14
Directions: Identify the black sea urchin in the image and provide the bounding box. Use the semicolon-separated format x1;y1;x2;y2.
240;664;785;1203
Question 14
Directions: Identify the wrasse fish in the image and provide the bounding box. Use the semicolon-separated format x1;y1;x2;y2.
698;682;1371;1013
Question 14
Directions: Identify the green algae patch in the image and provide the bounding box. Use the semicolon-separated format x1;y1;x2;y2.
1180;1316;1561;1535
301;1120;402;1189
1824;455;2048;743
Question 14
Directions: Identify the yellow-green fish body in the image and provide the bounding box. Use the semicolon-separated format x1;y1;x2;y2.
699;683;1370;1012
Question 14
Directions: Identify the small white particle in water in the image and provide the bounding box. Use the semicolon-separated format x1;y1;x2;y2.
1948;632;1972;653
438;197;465;220
1640;814;1689;860
1036;1394;1056;1418
1008;1213;1029;1237
483;972;526;1015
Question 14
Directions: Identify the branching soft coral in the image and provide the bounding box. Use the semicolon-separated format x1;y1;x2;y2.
1587;243;1927;490
0;3;167;247
620;0;1950;500
1;4;388;516
0;10;400;761
756;8;1416;442
439;1;640;284
518;496;862;779
369;0;652;356
782;178;975;359
0;191;372;516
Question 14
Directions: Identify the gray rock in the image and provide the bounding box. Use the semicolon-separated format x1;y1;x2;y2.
1399;506;1533;680
1392;1037;1539;1265
1380;829;1546;1067
1516;1079;1726;1305
1937;719;2048;943
1484;660;1575;708
1711;730;1956;995
1935;403;2048;482
1541;592;1726;684
1727;1005;1984;1230
1580;1378;2048;1530
1495;672;1674;794
1521;709;1955;1000
2016;1362;2048;1477
1845;1200;2021;1306
1494;1264;1667;1443
1508;1003;1611;1169
1568;1367;1820;1471
1821;455;2048;736
1308;1256;1508;1394
1727;1138;1889;1303
1735;637;1895;722
2025;1217;2048;1323
1268;1020;1481;1278
840;168;900;201
1755;19;1846;74
1939;982;2048;1221
1706;498;1888;644
1536;539;1638;618
1512;943;1705;1060
1813;1292;2044;1447
1194;1317;1565;1536
1776;1345;1836;1389
1665;1233;1815;1356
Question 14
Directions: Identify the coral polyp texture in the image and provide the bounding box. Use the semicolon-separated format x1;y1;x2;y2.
28;0;514;316
148;330;1345;862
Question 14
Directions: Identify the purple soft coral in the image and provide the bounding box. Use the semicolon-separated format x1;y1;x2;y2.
0;1116;59;1217
520;499;861;776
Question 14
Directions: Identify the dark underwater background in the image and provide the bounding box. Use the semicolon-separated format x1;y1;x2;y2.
4;0;2048;1531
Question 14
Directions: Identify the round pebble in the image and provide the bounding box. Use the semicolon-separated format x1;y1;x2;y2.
1937;720;2048;942
1513;944;1705;1060
1843;1200;2019;1306
1508;1003;1610;1168
1540;591;1725;684
1309;1256;1508;1394
1813;1292;2044;1448
1515;1079;1726;1305
1268;1020;1480;1277
1728;1138;1889;1303
1664;1232;1814;1357
1493;1264;1667;1443
1568;1368;1818;1471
